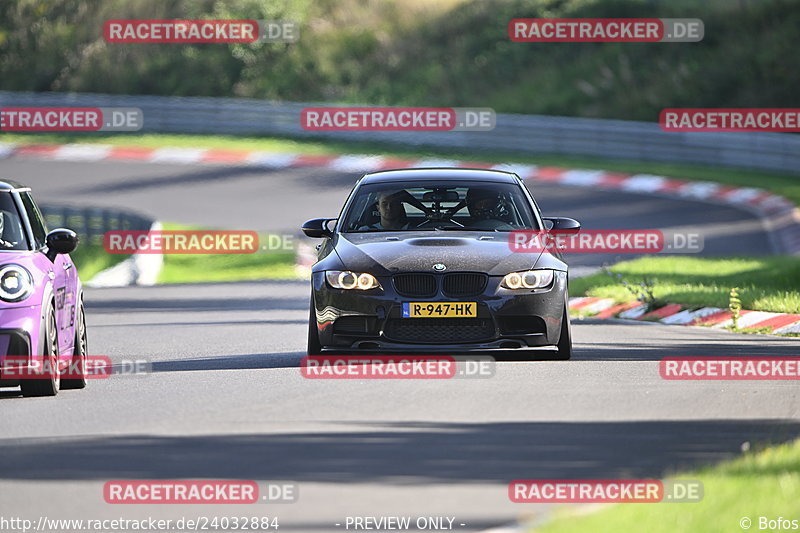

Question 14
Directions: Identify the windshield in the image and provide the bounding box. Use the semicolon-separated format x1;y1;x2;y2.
0;193;28;251
340;181;538;233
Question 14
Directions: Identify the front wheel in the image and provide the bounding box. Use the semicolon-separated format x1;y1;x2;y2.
307;298;322;356
62;298;87;390
21;304;60;397
554;305;572;360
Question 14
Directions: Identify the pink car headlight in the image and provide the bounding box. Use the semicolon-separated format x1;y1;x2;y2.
0;264;34;302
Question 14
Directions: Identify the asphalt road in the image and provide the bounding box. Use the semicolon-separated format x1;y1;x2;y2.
0;157;796;531
1;281;799;530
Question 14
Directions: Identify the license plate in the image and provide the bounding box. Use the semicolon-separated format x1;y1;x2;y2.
402;302;477;318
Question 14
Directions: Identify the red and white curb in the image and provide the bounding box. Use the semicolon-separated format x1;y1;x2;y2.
569;296;800;335
2;142;797;253
3;141;799;270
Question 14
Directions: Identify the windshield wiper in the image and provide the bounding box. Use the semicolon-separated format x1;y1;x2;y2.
437;226;496;231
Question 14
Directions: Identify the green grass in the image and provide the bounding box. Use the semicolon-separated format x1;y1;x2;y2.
570;256;800;314
158;252;297;284
71;243;129;282
156;223;298;284
2;133;799;207
67;222;298;284
534;438;800;533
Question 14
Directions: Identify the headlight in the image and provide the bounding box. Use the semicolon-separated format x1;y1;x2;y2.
501;269;554;289
325;270;381;290
0;264;34;302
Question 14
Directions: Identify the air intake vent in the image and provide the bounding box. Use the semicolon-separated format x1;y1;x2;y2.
442;272;488;297
393;273;437;298
384;318;494;344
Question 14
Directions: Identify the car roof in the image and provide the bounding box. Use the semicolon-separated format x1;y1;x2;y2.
0;179;29;192
360;168;520;184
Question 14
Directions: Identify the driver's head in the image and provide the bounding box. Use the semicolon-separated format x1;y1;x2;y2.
376;190;407;228
466;188;502;220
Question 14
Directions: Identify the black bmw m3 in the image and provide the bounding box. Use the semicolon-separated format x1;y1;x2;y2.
302;168;581;359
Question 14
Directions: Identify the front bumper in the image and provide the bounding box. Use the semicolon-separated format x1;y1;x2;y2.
0;306;40;385
311;270;568;352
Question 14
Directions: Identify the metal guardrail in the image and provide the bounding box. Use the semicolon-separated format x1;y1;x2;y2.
2;91;799;174
40;204;153;247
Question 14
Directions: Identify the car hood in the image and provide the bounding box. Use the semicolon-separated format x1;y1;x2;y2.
334;231;547;276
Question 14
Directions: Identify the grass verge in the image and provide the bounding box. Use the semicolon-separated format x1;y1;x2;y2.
534;438;800;533
156;223;298;284
71;242;129;282
2;132;799;207
158;252;297;284
569;256;800;314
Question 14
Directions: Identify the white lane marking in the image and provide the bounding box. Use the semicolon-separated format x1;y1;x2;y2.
582;298;616;314
774;320;800;334
669;307;723;325
560;169;606;187
722;187;764;203
149;147;206;164
661;307;723;325
711;311;779;329
330;154;385;172
245;152;299;168
618;304;648;319
52;144;113;161
492;164;538;179
620;174;667;193
677;181;720;199
568;297;591;308
414;158;460;168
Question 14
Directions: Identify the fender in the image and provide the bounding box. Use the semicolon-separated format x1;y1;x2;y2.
36;279;55;358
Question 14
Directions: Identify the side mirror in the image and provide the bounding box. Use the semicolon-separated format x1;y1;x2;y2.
543;217;581;234
45;228;79;261
302;218;336;238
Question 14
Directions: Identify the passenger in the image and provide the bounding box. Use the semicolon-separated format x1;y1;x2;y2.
465;188;512;230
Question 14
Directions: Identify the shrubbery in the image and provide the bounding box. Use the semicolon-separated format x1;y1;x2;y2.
2;0;797;120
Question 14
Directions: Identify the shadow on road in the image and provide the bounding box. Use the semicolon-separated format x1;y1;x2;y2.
0;419;797;482
146;352;304;373
86;296;308;314
73;165;286;195
91;319;307;328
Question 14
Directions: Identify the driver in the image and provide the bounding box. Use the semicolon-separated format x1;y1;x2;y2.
360;190;410;230
465;188;512;230
0;211;18;249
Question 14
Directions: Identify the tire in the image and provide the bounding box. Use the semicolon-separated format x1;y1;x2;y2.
554;304;572;360
307;297;323;356
61;298;87;390
21;304;60;397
